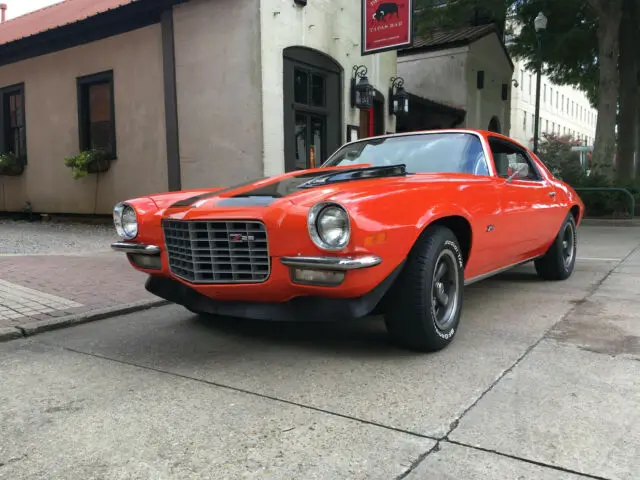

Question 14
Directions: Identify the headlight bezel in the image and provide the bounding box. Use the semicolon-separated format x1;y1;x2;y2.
307;202;351;251
113;202;138;240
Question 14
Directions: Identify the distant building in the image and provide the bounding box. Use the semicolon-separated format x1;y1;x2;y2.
508;58;598;148
504;17;597;148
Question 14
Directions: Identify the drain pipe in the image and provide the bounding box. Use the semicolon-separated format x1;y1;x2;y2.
0;4;7;23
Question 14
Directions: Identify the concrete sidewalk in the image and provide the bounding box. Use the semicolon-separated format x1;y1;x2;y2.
0;220;164;341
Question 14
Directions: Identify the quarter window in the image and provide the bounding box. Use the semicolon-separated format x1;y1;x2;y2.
488;137;541;181
77;70;116;158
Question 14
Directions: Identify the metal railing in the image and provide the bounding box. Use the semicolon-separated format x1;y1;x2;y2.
573;187;636;219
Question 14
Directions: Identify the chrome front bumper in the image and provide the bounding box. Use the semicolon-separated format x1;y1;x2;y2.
280;255;381;270
111;242;161;255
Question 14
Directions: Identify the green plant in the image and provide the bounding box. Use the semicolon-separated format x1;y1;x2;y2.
536;133;585;185
0;151;18;167
64;149;108;180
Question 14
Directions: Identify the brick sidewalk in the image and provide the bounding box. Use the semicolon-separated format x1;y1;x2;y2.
0;252;163;341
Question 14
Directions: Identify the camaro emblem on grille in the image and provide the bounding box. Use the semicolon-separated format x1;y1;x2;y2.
229;233;255;242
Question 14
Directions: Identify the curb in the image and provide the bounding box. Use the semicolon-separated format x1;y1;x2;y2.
0;299;169;342
581;218;640;227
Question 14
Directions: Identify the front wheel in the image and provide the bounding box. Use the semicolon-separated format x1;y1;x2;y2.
534;212;577;281
383;225;464;352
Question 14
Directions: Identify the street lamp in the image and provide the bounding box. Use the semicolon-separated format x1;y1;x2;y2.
532;11;547;154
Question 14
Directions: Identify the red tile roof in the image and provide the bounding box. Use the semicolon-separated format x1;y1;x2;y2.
0;0;137;46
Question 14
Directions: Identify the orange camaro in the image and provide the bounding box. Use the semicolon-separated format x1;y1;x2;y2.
111;129;584;352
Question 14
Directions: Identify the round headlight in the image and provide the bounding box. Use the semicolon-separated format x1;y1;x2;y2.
113;202;138;240
308;202;351;251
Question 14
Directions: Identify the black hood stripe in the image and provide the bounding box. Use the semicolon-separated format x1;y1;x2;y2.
168;166;407;209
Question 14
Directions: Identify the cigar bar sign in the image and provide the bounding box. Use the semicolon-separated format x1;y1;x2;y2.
362;0;413;55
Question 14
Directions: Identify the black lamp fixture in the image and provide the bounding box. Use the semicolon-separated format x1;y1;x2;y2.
389;76;409;115
351;65;374;109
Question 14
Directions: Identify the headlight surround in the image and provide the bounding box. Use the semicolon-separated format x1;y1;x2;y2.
308;202;351;251
113;202;138;240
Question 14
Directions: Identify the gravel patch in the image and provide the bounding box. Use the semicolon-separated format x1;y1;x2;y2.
0;220;119;256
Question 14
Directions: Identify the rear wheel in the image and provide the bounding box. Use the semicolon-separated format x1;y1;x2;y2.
534;212;577;281
384;225;464;352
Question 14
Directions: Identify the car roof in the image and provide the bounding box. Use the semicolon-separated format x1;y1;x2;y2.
343;128;532;155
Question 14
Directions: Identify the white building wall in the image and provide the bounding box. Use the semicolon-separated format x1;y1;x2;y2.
509;58;597;148
259;0;397;176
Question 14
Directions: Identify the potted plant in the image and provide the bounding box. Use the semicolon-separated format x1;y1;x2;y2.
64;149;110;179
0;152;25;176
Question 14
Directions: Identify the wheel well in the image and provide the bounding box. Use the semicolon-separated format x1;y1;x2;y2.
424;216;472;266
570;204;581;223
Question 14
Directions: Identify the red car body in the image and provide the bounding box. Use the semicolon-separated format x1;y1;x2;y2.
112;129;584;351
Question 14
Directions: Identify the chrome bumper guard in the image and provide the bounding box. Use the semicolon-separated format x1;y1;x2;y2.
280;255;381;271
111;242;161;255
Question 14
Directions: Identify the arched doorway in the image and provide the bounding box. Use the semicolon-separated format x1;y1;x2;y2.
283;47;343;172
488;116;501;133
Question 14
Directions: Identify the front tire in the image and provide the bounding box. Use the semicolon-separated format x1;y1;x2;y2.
534;212;577;281
384;225;464;352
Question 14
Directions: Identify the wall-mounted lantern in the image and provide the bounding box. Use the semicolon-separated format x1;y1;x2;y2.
350;65;374;109
389;76;409;116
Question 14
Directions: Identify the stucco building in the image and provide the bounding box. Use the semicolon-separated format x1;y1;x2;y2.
0;0;397;214
396;24;514;135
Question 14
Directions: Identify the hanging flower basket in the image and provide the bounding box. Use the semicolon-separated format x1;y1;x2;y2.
0;152;25;176
64;149;111;180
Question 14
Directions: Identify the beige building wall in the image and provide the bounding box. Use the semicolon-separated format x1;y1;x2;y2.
259;0;397;176
172;0;264;190
466;34;513;134
0;24;168;214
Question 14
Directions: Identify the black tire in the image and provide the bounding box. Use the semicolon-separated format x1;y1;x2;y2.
534;212;577;281
383;225;464;352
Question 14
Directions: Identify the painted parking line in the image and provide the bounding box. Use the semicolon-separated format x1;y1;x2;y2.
577;257;623;262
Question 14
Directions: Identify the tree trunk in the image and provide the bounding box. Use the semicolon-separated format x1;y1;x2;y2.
616;0;639;183
588;0;622;180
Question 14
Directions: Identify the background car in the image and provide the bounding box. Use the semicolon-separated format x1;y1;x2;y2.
112;129;584;352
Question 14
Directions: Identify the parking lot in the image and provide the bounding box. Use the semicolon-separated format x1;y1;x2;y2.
1;223;639;479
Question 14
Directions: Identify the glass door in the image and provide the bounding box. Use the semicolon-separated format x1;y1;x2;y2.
294;112;326;170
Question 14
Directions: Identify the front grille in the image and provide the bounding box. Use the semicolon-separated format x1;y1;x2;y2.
162;219;270;284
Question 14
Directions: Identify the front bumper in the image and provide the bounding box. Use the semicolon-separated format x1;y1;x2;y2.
112;239;399;303
145;259;404;321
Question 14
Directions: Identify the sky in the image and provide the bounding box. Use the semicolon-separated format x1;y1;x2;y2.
3;0;64;21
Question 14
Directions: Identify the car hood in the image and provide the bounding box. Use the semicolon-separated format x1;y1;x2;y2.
148;164;485;214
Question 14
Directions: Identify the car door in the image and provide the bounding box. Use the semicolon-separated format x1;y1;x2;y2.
487;136;560;263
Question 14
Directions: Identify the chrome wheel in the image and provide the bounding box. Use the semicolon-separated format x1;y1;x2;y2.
431;249;459;331
562;222;575;268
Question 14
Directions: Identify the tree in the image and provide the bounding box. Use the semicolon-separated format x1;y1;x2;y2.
616;0;639;180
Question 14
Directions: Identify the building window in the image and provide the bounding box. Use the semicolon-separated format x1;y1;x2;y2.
0;83;27;163
520;71;524;89
556;92;559;109
543;84;546;102
528;75;532;95
561;95;564;112
76;70;116;158
523;111;527;131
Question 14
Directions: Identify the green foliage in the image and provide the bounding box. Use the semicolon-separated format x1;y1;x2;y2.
64;149;107;180
536;133;638;217
536;133;584;184
507;0;599;107
0;151;18;167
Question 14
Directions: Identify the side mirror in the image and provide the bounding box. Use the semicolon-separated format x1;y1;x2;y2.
506;163;529;183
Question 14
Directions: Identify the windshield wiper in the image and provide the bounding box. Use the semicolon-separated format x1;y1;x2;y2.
298;164;407;189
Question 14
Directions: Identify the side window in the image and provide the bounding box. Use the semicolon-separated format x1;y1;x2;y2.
488;137;541;181
77;70;116;159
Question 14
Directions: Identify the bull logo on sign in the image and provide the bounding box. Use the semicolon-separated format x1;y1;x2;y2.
370;2;402;24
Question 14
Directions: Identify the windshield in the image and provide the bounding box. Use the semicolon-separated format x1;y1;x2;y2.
323;132;490;176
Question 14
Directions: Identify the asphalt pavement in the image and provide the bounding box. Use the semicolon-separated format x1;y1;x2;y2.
1;224;639;479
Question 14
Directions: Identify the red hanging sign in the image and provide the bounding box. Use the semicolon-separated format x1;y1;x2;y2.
362;0;414;56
